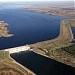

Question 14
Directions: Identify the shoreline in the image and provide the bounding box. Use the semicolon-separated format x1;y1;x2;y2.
30;20;74;49
9;52;35;75
0;50;35;75
32;50;75;68
29;19;75;67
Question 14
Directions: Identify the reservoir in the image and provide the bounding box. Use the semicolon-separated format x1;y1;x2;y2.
0;5;62;49
0;4;75;75
11;51;75;75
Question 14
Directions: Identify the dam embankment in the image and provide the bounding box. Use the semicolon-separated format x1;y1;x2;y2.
4;45;31;54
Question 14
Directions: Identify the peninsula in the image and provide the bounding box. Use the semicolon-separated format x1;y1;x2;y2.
0;21;13;37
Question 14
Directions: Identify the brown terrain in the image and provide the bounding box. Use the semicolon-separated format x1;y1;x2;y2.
0;51;34;75
24;5;75;16
0;21;13;37
69;19;75;27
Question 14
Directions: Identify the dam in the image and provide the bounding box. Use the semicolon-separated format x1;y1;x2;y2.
5;45;30;54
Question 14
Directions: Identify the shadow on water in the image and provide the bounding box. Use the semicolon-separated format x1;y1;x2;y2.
11;51;75;75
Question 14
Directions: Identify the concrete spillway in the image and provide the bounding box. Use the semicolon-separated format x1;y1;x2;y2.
5;45;30;54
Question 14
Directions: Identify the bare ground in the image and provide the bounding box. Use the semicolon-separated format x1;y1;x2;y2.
0;51;34;75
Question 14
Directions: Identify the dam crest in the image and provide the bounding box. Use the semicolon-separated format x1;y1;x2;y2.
5;45;31;54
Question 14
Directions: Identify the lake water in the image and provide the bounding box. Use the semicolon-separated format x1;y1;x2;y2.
0;5;62;50
11;51;75;75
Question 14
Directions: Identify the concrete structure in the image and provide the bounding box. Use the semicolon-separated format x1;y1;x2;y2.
5;45;30;54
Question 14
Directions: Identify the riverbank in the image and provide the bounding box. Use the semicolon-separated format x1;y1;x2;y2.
0;21;13;37
30;19;75;67
0;51;35;75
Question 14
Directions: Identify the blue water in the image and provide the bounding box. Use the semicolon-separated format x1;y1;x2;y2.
11;51;75;75
0;5;62;49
